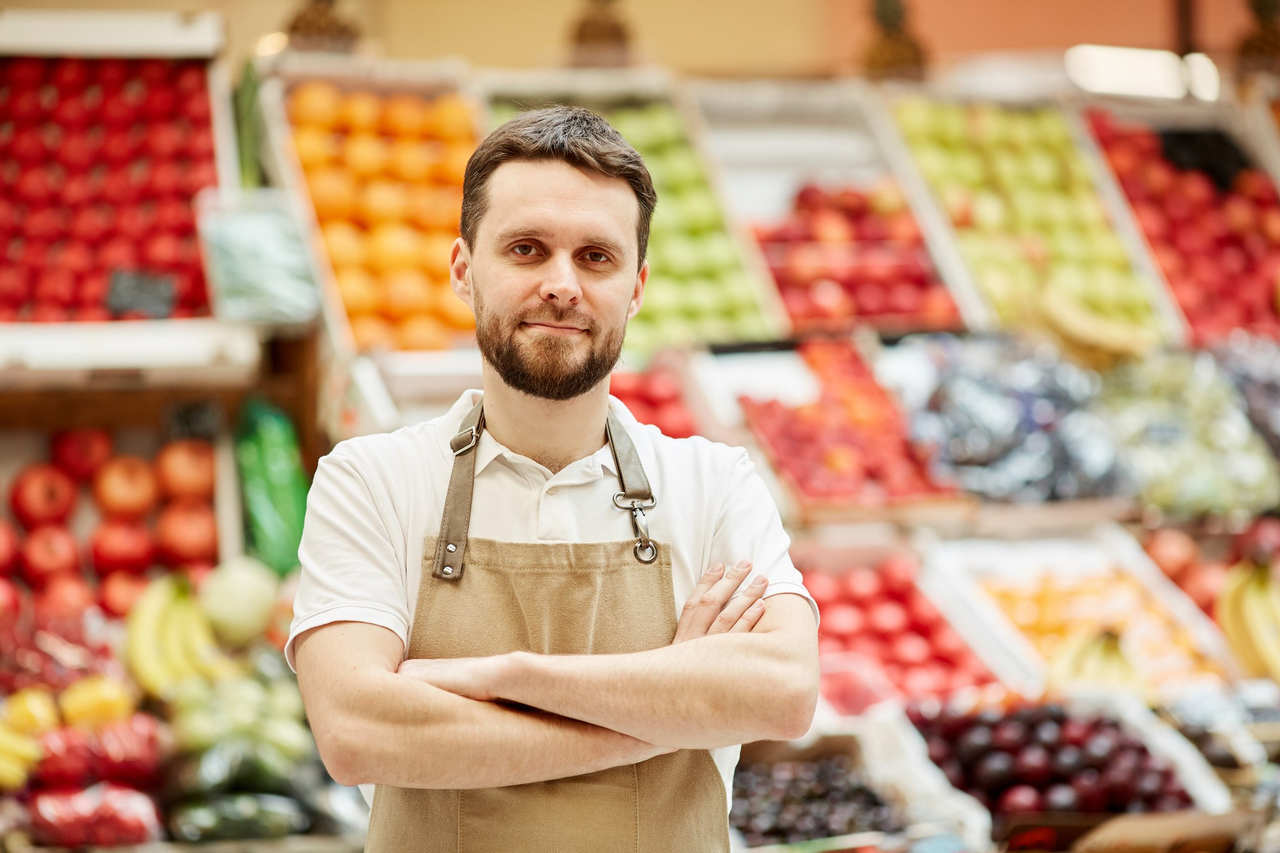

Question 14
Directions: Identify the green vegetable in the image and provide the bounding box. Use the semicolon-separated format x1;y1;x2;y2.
165;738;251;801
237;399;309;576
168;793;310;842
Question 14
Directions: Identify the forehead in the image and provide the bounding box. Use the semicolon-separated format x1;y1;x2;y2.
478;159;639;249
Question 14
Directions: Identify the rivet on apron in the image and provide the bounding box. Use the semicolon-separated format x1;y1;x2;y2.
442;566;454;576
446;543;457;553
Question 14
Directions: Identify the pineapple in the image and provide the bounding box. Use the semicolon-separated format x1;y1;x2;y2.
1238;0;1280;78
863;0;927;81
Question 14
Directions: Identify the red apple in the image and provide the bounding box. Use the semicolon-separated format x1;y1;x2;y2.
4;58;46;87
878;553;917;598
68;207;112;246
97;238;139;272
20;525;79;588
143;122;185;162
154;439;216;502
153;199;194;235
93;457;159;520
99;571;149;618
9;125;48;166
141;87;177;121
35;574;94;626
147;161;184;199
50;428;113;482
15;167;57;206
9;464;77;530
142;233;181;270
59;172;101;208
1145;528;1198;581
90;520;154;576
0;578;21;627
7;88;45;125
51;94;95;130
155;502;217;566
0;521;18;576
33;269;77;309
0;268;30;308
183;160;218;196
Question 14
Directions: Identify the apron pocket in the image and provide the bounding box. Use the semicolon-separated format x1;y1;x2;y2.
459;765;638;853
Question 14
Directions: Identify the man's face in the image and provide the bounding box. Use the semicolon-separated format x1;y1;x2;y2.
451;159;647;401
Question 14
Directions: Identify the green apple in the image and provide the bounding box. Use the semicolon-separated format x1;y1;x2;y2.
972;191;1007;232
642;103;687;149
938;103;968;147
894;97;937;144
673;190;722;233
1033;109;1072;147
697;233;740;274
911;143;952;187
679;280;724;320
655;146;705;191
607;108;649;149
1024;151;1060;187
640;278;686;316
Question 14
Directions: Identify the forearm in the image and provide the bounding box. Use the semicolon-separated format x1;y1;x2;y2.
315;669;667;789
497;631;817;748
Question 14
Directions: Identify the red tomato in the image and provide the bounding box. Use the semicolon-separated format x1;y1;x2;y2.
906;589;944;634
890;631;931;667
841;566;882;605
878;553;917;598
931;625;969;663
866;600;908;635
802;572;841;609
821;603;864;640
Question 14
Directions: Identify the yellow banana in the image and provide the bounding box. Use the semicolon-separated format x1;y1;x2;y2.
126;577;179;699
160;596;202;686
173;597;240;682
0;724;40;767
0;754;27;791
1049;629;1095;687
1242;570;1280;683
1216;564;1267;677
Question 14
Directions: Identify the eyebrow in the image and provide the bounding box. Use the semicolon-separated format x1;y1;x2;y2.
495;227;625;258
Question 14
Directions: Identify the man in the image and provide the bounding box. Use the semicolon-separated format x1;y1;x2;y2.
289;106;819;852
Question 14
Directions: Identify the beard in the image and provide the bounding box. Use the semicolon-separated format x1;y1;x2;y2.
473;285;625;401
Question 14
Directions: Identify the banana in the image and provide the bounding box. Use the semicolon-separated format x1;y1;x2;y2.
1216;564;1267;678
160;595;202;687
1048;629;1095;686
126;577;180;699
1241;570;1280;683
172;597;240;682
0;724;40;767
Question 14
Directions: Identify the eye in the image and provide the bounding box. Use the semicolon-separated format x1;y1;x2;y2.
512;243;537;257
583;250;610;264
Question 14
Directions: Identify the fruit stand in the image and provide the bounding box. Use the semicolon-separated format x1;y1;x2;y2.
8;4;1280;848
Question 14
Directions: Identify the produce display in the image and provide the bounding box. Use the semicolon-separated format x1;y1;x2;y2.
1093;350;1280;519
1088;109;1280;346
802;553;1000;707
893;98;1164;358
608;365;699;438
285;78;478;351
730;752;903;846
1212;522;1280;687
980;568;1223;695
489;97;782;356
874;334;1131;503
1142;527;1228;617
1213;334;1280;459
0;56;221;322
753;181;960;332
739;339;954;510
908;702;1194;817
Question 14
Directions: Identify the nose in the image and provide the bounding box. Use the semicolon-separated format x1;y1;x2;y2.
538;252;582;305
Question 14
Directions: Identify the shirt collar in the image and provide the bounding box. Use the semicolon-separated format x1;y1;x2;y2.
439;390;656;483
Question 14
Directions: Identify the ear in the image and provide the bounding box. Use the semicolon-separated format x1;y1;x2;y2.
450;237;473;309
626;259;648;321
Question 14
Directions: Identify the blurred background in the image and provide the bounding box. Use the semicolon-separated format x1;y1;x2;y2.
2;0;1280;850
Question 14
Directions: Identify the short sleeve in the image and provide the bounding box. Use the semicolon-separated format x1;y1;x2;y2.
285;448;410;670
707;449;818;625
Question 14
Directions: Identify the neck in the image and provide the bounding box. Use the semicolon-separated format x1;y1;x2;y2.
479;372;611;473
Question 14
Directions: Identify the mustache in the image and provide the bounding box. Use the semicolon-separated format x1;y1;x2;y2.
515;305;593;331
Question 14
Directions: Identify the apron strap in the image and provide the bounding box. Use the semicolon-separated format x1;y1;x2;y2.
432;400;485;582
607;412;658;564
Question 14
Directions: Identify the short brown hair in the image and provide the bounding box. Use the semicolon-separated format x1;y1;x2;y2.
460;106;657;266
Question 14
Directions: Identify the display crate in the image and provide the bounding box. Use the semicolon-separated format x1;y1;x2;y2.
0;10;259;390
864;84;1185;365
256;50;487;423
918;525;1242;703
689;78;965;337
477;67;790;362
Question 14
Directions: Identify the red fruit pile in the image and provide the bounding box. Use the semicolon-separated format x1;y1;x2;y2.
755;181;959;332
3;430;218;626
609;366;698;438
740;339;951;506
1088;109;1280;345
1142;528;1229;616
0;56;218;322
805;553;998;710
908;702;1193;817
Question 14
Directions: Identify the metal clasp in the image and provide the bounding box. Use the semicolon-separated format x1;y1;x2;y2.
614;492;657;564
450;426;479;455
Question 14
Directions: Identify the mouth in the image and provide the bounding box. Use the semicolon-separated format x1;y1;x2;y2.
520;321;588;336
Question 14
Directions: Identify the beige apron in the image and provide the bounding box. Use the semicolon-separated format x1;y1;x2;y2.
365;400;730;852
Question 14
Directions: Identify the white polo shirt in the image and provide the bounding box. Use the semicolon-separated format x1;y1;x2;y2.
288;389;815;809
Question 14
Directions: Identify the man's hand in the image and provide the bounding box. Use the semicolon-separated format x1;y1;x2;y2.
671;561;767;643
398;655;510;701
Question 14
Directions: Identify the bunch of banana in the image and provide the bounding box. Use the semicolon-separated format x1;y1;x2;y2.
0;723;41;792
126;576;241;701
1215;561;1280;681
1048;627;1140;690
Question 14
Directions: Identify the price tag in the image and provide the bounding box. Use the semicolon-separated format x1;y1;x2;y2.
107;270;176;319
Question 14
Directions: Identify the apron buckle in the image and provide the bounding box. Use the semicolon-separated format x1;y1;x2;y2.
450;425;479;455
615;493;658;564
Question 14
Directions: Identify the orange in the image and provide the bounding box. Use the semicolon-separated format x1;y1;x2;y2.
306;168;357;221
334;266;381;316
342;134;389;179
381;269;436;320
339;91;382;133
350;315;395;351
426;94;475;142
420;232;457;280
357;180;410;226
321;221;367;267
292;126;337;172
407;185;461;232
383;94;431;138
434;143;472;186
396;314;452;350
366;223;425;273
288;81;341;128
389;139;440;183
433;283;475;330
